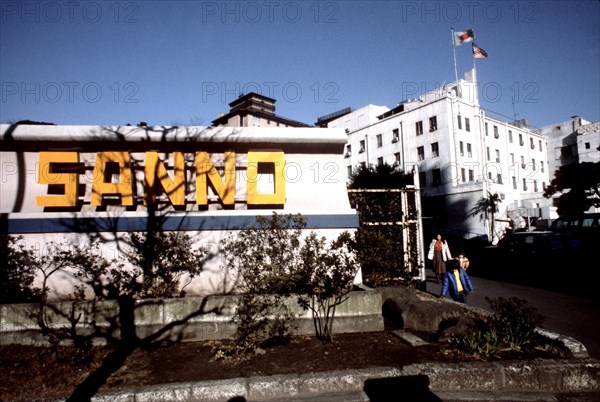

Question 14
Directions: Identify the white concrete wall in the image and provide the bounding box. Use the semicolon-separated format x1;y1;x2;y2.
1;124;359;299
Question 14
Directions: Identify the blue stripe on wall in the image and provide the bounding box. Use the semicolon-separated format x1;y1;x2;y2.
3;214;360;234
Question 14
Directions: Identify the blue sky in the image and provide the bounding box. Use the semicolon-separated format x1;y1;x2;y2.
1;0;598;129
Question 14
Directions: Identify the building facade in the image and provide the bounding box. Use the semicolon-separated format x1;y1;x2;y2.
536;116;600;213
321;72;551;241
212;92;310;128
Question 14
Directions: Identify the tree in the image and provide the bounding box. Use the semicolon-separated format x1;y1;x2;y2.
17;232;210;402
0;235;40;304
347;163;420;287
348;162;412;190
543;161;600;216
468;191;502;243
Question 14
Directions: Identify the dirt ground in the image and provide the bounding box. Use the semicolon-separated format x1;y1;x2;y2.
0;330;567;402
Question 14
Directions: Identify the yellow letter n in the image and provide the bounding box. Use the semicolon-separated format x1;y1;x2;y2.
195;152;235;206
144;152;185;206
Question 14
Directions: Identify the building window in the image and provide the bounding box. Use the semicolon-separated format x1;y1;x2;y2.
539;140;543;151
497;174;503;184
510;153;515;164
530;137;535;149
457;115;462;130
532;158;536;170
392;128;399;143
359;140;365;153
394;152;401;165
495;149;500;163
459;141;464;156
485;123;489;136
431;142;439;157
585;142;591;149
417;146;425;161
376;134;383;147
521;155;525;168
429;116;437;132
465;117;470;132
377;157;383;165
345;144;351;157
416;121;423;135
467;143;472;158
519;133;524;146
493;125;499;138
432;169;441;186
486;147;490;161
540;161;545;172
468;169;474;182
534;180;538;192
509;130;513;143
523;178;528;191
512;176;517;189
419;171;426;187
347;166;352;177
461;168;466;183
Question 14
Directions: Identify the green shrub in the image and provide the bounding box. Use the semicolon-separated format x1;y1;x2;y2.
216;213;306;359
215;213;360;359
297;231;358;341
0;235;40;304
449;297;544;358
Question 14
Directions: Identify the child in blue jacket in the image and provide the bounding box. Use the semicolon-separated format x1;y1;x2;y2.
440;253;474;303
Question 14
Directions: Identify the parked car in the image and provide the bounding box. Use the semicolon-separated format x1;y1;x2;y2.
481;231;587;281
549;213;600;234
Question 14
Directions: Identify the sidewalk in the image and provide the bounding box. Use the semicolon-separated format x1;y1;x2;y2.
89;357;600;401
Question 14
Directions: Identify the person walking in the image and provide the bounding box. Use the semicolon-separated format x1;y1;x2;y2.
427;233;451;284
439;256;474;303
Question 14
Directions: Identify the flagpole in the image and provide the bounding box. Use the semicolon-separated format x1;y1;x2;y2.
451;28;459;88
451;28;462;99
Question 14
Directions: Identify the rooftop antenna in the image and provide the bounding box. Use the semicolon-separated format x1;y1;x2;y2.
511;94;519;121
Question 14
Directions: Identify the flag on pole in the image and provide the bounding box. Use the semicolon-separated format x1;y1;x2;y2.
472;43;488;59
455;29;474;45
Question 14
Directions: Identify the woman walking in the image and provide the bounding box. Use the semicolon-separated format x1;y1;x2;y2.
427;234;452;284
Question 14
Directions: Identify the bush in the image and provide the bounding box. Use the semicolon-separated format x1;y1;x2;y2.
449;297;545;359
297;231;358;341
215;213;360;359
216;213;307;359
0;235;40;304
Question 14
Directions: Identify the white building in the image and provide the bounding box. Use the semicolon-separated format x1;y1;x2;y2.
536;116;600;214
320;71;551;242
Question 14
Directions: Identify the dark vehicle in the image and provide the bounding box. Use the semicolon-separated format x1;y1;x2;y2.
549;213;600;234
480;231;591;293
